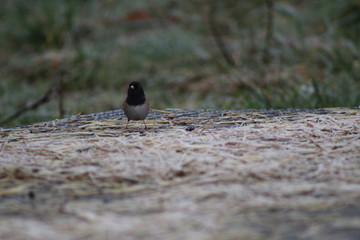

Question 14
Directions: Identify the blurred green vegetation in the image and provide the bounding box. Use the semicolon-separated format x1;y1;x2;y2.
0;0;359;126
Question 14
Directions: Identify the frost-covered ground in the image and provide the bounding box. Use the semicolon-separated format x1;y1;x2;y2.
0;108;359;240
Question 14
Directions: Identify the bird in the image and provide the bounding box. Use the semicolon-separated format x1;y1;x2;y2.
123;81;150;129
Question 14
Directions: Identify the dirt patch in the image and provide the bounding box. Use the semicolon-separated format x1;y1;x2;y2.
0;108;359;240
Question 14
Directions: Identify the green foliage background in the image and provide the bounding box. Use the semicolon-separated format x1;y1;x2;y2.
0;0;359;126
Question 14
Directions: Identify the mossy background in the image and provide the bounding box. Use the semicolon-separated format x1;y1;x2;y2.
0;0;359;127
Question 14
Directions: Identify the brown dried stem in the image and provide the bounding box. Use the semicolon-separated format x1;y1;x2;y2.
0;88;54;126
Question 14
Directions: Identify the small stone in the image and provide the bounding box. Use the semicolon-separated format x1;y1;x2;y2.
185;124;195;131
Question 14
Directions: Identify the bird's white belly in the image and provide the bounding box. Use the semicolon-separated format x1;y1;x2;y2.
125;104;149;120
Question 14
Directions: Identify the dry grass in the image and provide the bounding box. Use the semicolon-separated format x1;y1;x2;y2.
0;108;359;240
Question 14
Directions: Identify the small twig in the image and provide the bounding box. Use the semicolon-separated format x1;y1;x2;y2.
208;2;236;67
152;109;172;114
263;0;274;64
0;88;54;126
57;74;65;118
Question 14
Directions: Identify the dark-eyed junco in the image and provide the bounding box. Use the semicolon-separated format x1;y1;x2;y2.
123;81;150;129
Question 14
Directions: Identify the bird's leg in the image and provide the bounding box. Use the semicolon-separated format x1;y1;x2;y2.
126;119;129;128
143;120;147;130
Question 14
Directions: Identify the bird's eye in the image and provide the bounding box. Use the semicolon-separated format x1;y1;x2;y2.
130;85;135;89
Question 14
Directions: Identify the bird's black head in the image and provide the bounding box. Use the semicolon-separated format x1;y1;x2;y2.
126;81;146;106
